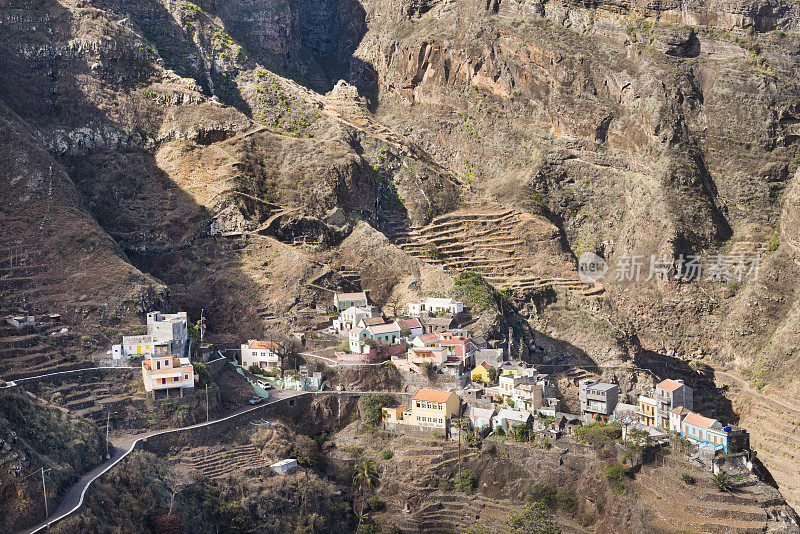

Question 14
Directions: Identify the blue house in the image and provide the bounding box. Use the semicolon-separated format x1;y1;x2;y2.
681;411;749;454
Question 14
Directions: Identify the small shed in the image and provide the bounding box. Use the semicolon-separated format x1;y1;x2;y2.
270;458;298;474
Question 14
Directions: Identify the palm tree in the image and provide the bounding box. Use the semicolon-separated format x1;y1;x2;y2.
353;458;380;530
688;359;708;388
711;471;732;492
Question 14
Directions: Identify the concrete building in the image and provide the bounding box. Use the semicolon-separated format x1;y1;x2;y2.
468;406;496;430
141;344;196;393
637;395;657;427
492;409;533;432
270;459;298;474
408;297;464;317
122;310;189;357
422;315;458;334
579;379;619;422
397;318;424;339
409;389;460;430
6;315;35;329
670;406;691;433
334;292;368;312
241;339;281;370
654;379;693;429
681;412;749;454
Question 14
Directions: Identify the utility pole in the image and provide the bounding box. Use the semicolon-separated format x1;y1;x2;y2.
41;467;50;522
106;411;111;459
205;383;210;422
198;309;205;347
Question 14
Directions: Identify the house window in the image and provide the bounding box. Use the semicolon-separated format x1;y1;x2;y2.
156;361;161;370
184;374;188;380
161;378;166;384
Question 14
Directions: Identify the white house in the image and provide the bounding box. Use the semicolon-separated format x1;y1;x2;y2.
468;406;496;429
122;310;189;357
669;406;692;433
332;305;381;333
492;409;533;432
241;339;282;369
397;318;424;339
270;458;298;474
408;297;464;317
141;345;196;393
366;322;402;345
334;292;368;312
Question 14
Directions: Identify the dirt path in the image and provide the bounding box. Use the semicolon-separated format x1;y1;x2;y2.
714;369;800;415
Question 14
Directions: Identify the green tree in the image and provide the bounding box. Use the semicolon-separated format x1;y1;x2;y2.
712;471;732;492
487;366;498;384
192;361;210;384
360;393;394;427
688;359;708;387
507;501;561;534
353;458;380;530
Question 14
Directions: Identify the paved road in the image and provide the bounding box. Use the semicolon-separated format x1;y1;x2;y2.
0;366;136;389
21;388;306;534
714;369;800;415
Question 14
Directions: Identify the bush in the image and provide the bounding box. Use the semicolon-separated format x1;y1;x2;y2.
438;478;454;491
506;399;515;408
192;361;210;384
379;449;393;460
525;483;556;509
366;496;385;511
712;471;732;492
361;394;395;427
291;435;321;467
555;487;576;513
574;421;622;444
456;469;477;493
605;462;630;481
248;364;262;375
681;473;695;485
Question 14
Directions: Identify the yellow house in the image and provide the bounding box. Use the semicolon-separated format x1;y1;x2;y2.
637;395;657;427
471;362;491;383
410;389;460;430
382;405;407;424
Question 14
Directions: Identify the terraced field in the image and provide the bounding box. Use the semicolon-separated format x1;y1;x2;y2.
632;458;797;533
388;207;604;298
175;444;270;480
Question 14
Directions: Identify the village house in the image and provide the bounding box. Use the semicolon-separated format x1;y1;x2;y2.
498;361;536;377
681;412;750;454
513;382;544;413
333;291;368;312
421;315;458;334
120;310;189;358
637;395;657;427
670;406;692;433
392;346;447;373
241;339;281;370
396;318;423;339
468;406;496;430
357;316;386;329
332;305;381;333
411;333;440;348
471;361;494;383
493;408;533;432
654;379;693;429
438;335;478;367
408;297;464;317
141;344;196;394
382;389;460;431
498;374;528;399
579;379;619;422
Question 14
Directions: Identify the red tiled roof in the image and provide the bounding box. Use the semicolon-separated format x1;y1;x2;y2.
397;318;422;328
658;379;684;392
683;412;717;429
361;317;385;326
368;323;400;335
417;333;438;343
249;340;280;350
335;291;367;301
413;389;454;403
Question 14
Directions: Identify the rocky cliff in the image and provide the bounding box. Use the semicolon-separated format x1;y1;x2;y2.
2;0;800;516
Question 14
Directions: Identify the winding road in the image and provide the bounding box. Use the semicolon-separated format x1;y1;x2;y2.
21;388;306;534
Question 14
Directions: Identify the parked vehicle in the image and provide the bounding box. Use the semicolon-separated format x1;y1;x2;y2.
248;396;264;405
257;380;273;390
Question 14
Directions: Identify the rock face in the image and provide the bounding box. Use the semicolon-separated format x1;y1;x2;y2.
2;0;800;518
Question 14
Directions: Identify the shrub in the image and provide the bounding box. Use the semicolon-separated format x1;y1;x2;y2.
525;483;556;509
681;473;695;485
555;487;576;513
380;449;393;460
360;394;395;427
366;496;385;511
192;361;210;384
456;469;477;493
507;501;561;534
712;471;732;492
248;364;262;375
574;421;622;444
605;462;630;481
438;478;454;491
506;399;515;408
626;428;651;452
